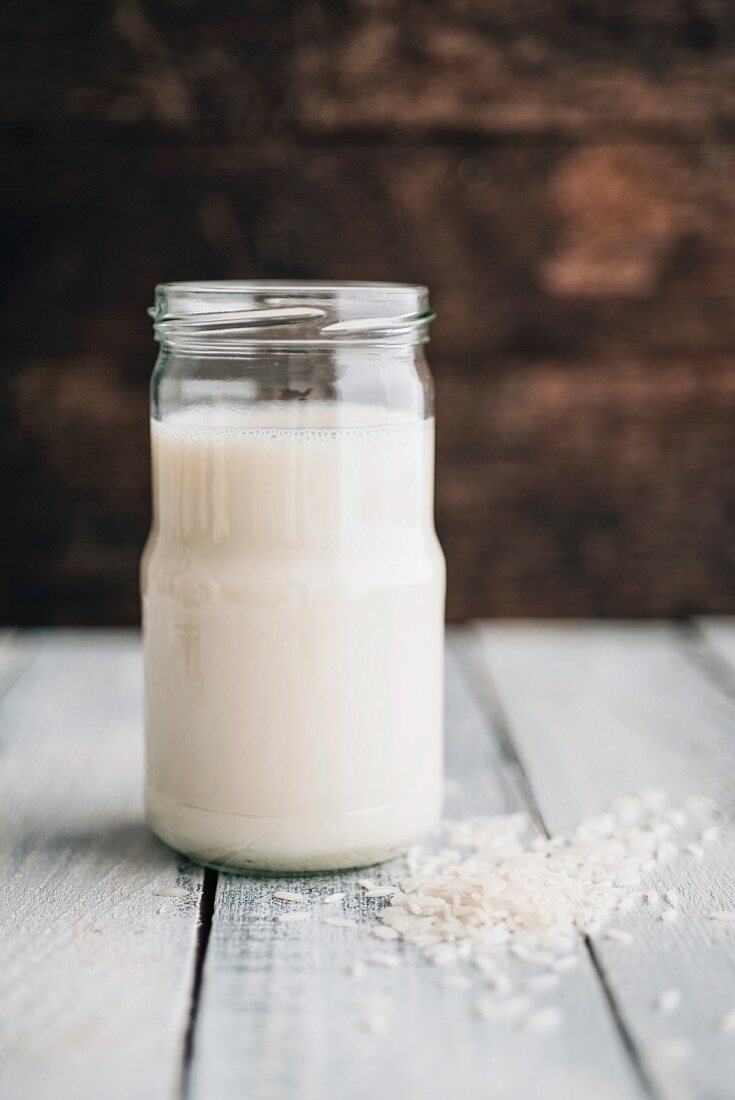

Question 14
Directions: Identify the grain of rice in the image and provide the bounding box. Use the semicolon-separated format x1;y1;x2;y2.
274;890;304;903
475;996;531;1023
525;974;560;991
325;892;345;903
367;952;400;968
709;911;735;923
486;972;514;995
702;825;721;845
364;888;396;899
372;926;399;941
552;956;580;972
719;1008;735;1034
685;843;704;860
277;912;310;924
524;1007;561;1032
358;879;377;891
362;1011;388;1035
604;928;633;945
654;989;681;1014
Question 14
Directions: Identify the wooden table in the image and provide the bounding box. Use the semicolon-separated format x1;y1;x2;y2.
2;623;735;1100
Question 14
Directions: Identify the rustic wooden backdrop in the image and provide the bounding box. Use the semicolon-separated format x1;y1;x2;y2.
2;1;735;623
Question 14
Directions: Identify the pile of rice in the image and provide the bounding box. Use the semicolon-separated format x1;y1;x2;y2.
377;790;719;970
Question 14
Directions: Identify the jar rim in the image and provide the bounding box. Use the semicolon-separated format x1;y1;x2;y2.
149;280;433;348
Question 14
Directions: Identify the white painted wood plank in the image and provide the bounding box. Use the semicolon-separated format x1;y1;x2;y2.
0;631;204;1100
696;617;735;672
189;632;645;1100
478;621;735;1100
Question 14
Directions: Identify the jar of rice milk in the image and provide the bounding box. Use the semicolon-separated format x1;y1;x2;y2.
141;282;445;871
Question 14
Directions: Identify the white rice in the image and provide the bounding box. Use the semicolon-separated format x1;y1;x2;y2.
524;1007;562;1032
367;952;400;968
654;989;681;1014
379;794;701;972
372;926;400;941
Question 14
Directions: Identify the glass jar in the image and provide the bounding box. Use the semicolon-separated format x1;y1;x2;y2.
141;281;445;872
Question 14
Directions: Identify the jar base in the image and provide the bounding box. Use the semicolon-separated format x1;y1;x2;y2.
146;787;440;873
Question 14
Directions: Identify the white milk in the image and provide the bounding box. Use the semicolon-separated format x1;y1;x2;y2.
142;403;445;871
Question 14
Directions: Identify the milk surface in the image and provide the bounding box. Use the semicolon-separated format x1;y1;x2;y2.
142;403;445;870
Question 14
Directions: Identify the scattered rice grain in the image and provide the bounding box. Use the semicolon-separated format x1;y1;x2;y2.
372;926;399;941
367;952;400;968
604;928;634;945
524;1007;561;1032
525;974;560;992
719;1008;735;1034
654;989;681;1014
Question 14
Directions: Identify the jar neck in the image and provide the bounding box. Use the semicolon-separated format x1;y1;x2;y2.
150;281;434;354
152;342;434;425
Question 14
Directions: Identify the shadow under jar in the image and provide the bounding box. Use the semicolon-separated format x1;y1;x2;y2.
141;282;445;872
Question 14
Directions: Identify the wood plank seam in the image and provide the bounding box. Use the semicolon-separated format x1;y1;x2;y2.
181;867;219;1100
459;623;661;1100
476;621;735;1100
187;632;647;1100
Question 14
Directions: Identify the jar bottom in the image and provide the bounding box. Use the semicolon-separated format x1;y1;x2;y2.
145;787;441;873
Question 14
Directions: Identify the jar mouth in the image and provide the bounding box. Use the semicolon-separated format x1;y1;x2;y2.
149;280;434;348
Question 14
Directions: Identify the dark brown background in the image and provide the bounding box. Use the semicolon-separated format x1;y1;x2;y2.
3;0;735;623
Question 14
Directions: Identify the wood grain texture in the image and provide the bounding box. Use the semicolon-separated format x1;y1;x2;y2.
2;1;733;141
2;2;735;623
294;0;735;141
4;143;735;623
188;634;645;1100
0;632;203;1100
477;621;735;1100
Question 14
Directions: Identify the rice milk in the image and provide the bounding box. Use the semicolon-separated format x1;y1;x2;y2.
142;403;445;870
